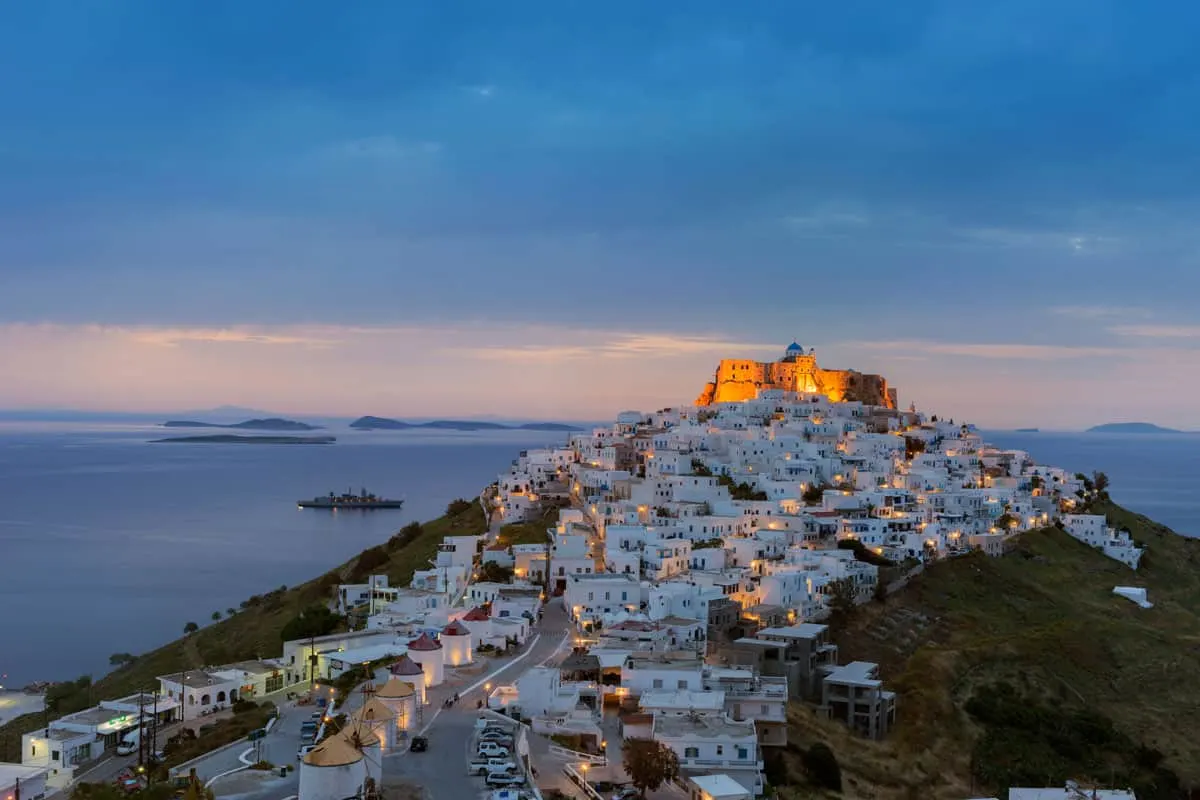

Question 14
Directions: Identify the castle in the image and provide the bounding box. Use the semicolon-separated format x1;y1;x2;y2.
695;342;898;408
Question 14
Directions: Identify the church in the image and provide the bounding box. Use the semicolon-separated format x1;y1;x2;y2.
695;342;897;408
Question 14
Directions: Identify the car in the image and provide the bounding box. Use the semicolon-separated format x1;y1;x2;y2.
476;742;510;758
297;744;316;760
611;788;641;800
468;757;517;777
310;711;323;720
409;736;428;752
485;773;526;788
478;734;514;747
478;730;512;741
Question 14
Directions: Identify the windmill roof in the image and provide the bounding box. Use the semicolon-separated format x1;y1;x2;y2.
389;655;424;675
374;678;415;699
302;733;364;767
462;607;490;622
408;632;442;651
442;620;470;636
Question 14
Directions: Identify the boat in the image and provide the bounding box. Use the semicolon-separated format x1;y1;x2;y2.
297;488;404;510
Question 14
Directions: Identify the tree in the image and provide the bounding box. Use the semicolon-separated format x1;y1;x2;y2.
622;738;680;795
479;561;514;583
1092;470;1110;497
108;652;135;668
995;513;1020;530
802;742;842;791
280;605;343;642
827;578;858;619
183;621;199;634
802;484;825;505
211;611;222;621
226;607;236;617
446;498;474;516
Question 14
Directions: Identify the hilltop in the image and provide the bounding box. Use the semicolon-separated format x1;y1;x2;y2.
773;500;1200;800
1087;422;1185;434
0;499;486;762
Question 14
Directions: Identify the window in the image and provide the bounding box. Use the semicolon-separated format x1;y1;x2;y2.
52;750;60;762
761;704;769;715
684;747;698;758
604;591;610;601
587;592;594;602
652;679;663;689
737;746;749;760
677;679;687;689
716;745;724;755
621;591;627;601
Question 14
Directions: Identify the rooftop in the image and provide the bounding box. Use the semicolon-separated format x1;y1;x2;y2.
158;671;236;689
0;764;47;786
653;714;756;739
689;773;752;799
825;661;882;687
757;623;829;640
639;689;725;712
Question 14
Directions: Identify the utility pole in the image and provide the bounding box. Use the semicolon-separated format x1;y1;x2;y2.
150;691;159;762
137;689;147;767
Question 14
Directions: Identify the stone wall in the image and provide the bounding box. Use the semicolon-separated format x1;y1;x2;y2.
695;356;896;408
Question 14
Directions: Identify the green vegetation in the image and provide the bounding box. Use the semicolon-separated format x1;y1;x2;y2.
621;738;680;796
279;605;343;642
159;703;275;776
802;484;826;505
0;500;485;763
497;507;559;546
479;561;514;583
837;538;896;567
717;474;768;501
690;459;712;476
777;500;1200;800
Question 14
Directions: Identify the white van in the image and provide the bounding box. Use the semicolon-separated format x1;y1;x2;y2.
116;730;140;756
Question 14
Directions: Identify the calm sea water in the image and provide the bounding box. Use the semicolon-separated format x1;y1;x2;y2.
0;423;568;687
0;425;1195;688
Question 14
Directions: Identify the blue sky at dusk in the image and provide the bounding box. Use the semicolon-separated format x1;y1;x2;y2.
3;1;1200;427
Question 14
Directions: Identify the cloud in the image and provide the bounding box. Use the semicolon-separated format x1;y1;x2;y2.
446;332;782;363
1109;324;1200;339
1051;305;1153;321
106;326;340;348
844;339;1128;361
322;137;442;161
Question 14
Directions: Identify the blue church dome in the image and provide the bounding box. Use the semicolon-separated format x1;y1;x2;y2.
786;342;803;352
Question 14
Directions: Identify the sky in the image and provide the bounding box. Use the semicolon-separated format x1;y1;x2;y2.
3;1;1200;428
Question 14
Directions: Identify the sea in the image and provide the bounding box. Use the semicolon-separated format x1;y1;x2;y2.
0;422;570;690
0;424;1196;691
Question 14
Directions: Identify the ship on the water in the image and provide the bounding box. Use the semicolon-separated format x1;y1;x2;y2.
297;488;404;509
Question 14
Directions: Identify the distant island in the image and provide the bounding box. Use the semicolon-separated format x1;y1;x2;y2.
163;417;320;431
1015;427;1040;433
151;435;336;445
349;415;583;432
1086;422;1184;434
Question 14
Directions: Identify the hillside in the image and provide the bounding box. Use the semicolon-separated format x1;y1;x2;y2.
773;501;1200;800
1087;422;1184;434
163;417;320;431
0;499;485;762
349;415;583;432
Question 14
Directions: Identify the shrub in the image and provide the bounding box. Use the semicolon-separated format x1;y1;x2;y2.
802;742;842;792
446;498;474;516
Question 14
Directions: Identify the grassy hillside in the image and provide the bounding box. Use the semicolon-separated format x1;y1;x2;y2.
496;507;559;546
772;501;1200;800
0;500;485;762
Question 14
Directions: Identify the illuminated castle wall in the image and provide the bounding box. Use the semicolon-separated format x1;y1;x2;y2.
695;342;897;408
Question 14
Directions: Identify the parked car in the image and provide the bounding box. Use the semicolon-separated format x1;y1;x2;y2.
611;788;641;800
476;742;511;758
468;757;517;777
485;772;526;788
478;730;512;742
409;736;428;752
297;744;316;760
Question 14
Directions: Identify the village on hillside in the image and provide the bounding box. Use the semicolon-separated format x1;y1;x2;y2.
3;345;1150;800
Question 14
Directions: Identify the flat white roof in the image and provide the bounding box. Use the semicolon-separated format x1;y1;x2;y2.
0;764;47;786
690;773;751;799
328;642;408;664
825;661;881;687
758;623;828;639
639;689;725;712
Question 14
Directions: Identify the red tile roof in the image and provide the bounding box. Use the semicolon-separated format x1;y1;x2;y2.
407;632;442;651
